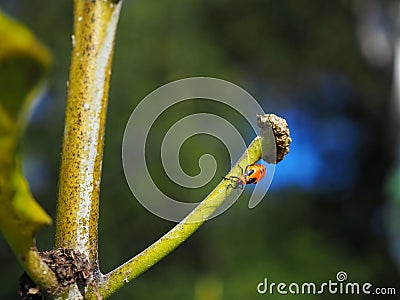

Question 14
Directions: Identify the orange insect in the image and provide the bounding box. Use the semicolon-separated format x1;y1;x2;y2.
224;163;266;189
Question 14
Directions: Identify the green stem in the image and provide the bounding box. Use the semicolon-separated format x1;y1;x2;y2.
93;137;263;299
55;0;122;272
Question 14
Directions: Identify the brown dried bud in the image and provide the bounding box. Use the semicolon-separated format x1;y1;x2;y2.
39;248;93;288
257;114;292;164
19;248;95;299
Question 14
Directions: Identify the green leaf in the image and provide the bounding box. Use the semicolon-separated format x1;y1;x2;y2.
0;10;51;123
0;9;52;256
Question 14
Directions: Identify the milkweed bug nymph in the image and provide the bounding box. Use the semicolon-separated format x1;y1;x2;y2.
223;163;266;189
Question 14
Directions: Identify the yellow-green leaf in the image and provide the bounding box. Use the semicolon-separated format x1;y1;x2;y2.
0;9;52;257
12;168;52;229
0;9;51;124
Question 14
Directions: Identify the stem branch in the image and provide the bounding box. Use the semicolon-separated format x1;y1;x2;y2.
55;0;122;271
95;137;263;299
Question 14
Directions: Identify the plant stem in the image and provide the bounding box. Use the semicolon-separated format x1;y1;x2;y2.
55;0;122;272
94;137;263;299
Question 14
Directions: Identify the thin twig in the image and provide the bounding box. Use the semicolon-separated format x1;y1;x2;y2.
94;137;263;299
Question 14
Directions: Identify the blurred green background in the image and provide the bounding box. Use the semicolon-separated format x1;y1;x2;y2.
1;0;400;299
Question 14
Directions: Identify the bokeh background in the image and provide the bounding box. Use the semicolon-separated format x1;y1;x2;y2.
1;0;400;299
